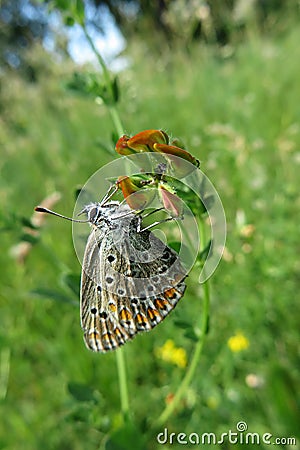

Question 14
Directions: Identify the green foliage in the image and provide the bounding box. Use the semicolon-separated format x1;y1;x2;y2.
1;20;300;450
66;71;120;105
48;0;85;26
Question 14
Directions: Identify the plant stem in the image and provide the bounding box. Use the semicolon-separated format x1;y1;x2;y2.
108;105;125;137
0;348;10;400
116;347;130;423
82;21;129;423
82;24;111;92
82;23;125;136
153;215;210;428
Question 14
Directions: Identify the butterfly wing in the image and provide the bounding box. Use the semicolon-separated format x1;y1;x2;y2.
80;227;132;352
80;222;187;353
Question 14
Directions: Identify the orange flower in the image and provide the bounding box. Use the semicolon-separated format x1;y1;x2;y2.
115;129;200;175
116;176;156;210
115;130;168;155
116;175;183;217
153;142;199;167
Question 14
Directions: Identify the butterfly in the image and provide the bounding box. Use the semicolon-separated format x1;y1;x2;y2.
35;187;187;352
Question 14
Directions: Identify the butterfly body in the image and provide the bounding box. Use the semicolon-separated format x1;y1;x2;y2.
80;201;186;352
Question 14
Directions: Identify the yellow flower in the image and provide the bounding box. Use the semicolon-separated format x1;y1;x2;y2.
155;339;187;368
227;332;249;352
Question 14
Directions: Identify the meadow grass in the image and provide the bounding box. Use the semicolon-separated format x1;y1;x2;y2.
0;25;299;449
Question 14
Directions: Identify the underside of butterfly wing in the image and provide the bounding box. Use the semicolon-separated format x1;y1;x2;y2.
80;218;187;353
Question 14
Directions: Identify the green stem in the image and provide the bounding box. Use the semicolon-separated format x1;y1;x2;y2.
0;348;10;400
108;105;125;137
82;23;125;136
116;347;130;423
82;21;129;423
153;215;210;428
82;24;112;92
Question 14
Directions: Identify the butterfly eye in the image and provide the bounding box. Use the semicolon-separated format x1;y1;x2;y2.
88;207;99;223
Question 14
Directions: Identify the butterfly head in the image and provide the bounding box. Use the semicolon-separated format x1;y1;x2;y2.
82;201;133;227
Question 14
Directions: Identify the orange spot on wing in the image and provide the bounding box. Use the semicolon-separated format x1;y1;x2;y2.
115;327;124;337
154;298;169;310
120;308;133;321
102;333;110;343
109;303;117;312
90;332;99;342
164;288;177;299
147;308;160;320
136;313;148;325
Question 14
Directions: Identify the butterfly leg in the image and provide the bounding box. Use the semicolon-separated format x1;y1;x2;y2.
101;184;119;205
139;207;164;219
137;216;180;233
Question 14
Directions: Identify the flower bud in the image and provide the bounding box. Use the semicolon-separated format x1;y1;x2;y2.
159;184;183;218
117;176;156;210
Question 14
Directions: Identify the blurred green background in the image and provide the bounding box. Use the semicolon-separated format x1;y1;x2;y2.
0;1;299;449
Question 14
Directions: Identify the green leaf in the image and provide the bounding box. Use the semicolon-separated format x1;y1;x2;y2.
64;403;92;424
198;239;212;262
31;288;77;305
73;0;85;25
65;72;106;99
173;319;193;330
106;423;146;450
105;176;119;185
170;180;208;215
49;0;85;26
61;272;80;297
111;130;120;146
1;211;36;232
48;0;70;12
64;15;75;26
20;217;38;230
74;186;83;200
73;186;95;206
170;137;186;149
168;241;181;253
111;76;120;103
184;328;200;342
19;233;39;245
68;382;96;402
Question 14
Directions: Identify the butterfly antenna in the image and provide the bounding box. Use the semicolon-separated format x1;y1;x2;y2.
34;206;89;223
